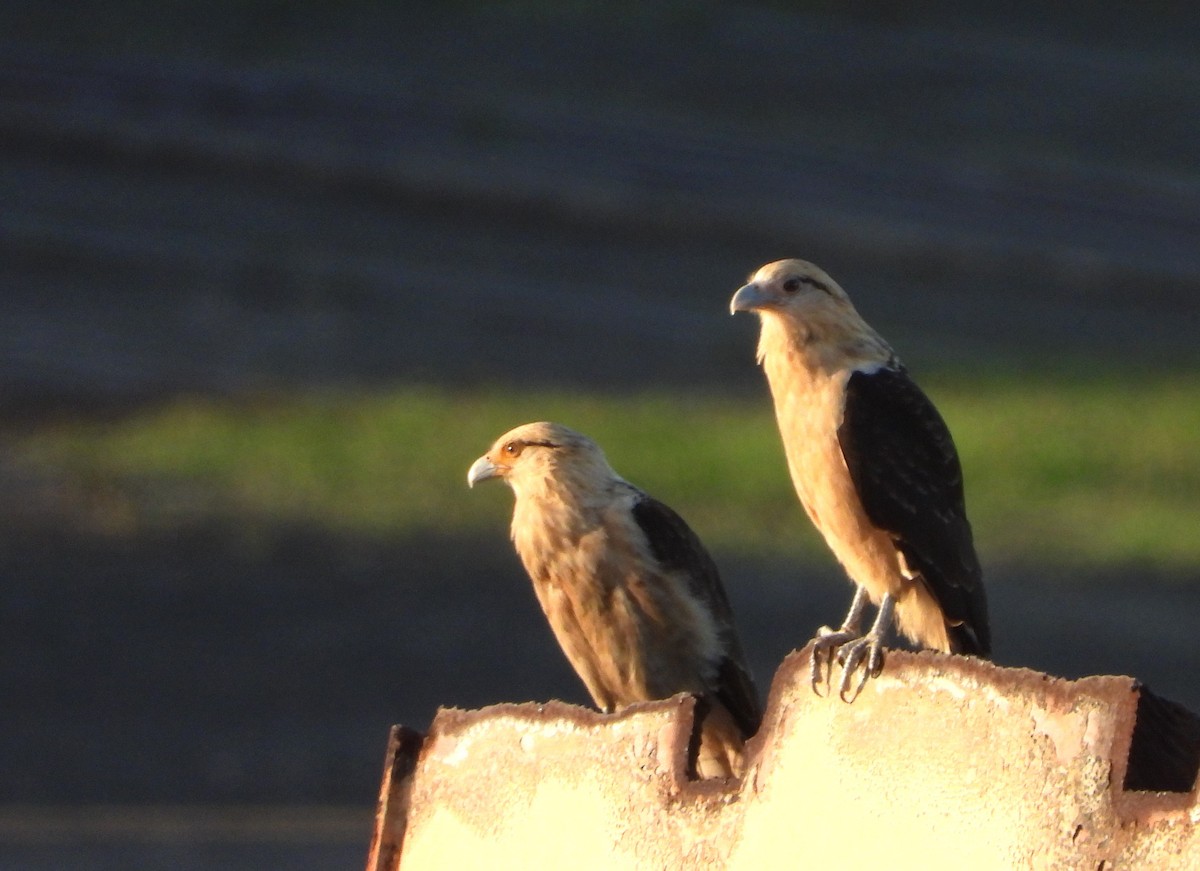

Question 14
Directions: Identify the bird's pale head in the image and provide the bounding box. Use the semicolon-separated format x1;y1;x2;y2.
729;259;853;316
730;259;886;365
467;421;618;502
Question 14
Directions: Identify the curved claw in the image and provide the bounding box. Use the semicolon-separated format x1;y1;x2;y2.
809;644;831;695
809;588;889;700
836;635;887;702
810;625;859;696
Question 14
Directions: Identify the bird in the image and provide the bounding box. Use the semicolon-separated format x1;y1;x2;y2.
467;421;762;778
730;258;990;700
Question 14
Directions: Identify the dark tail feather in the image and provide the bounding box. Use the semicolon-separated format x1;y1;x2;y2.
948;620;991;658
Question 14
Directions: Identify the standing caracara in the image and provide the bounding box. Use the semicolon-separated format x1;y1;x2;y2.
468;422;761;778
730;259;990;699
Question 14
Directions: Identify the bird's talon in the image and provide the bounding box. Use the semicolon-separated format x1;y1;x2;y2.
840;659;872;702
810;657;828;696
868;646;885;677
823;634;887;702
809;642;833;694
809;628;854;694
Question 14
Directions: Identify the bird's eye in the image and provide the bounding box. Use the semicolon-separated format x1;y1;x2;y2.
782;277;802;293
503;441;522;457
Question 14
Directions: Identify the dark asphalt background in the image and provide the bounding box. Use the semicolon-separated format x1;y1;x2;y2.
2;3;1199;867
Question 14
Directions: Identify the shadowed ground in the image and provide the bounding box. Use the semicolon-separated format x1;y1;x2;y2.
2;524;1196;806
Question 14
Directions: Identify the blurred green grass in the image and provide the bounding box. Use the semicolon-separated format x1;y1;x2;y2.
9;371;1199;570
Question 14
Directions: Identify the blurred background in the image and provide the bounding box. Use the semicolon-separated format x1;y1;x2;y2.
2;1;1199;867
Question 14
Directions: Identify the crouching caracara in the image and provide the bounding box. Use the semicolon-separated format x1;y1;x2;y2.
730;259;990;700
468;422;761;778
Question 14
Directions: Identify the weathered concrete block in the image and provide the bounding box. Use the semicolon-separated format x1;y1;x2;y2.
367;647;1200;870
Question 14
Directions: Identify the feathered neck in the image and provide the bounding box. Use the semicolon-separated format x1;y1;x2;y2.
755;304;893;376
508;453;625;515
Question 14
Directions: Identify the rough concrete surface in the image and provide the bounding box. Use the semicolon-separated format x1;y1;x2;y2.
372;648;1199;870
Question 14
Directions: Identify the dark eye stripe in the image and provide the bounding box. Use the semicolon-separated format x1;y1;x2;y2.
504;439;559;456
784;275;830;294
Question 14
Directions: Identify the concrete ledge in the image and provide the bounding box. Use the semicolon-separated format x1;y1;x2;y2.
367;647;1200;870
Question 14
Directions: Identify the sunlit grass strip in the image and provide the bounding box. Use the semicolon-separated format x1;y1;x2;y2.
9;373;1200;569
9;388;805;550
946;371;1200;568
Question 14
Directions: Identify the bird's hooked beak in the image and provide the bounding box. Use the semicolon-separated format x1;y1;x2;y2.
730;282;769;314
467;455;501;488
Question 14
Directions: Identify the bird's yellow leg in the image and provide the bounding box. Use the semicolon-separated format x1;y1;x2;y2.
810;585;869;694
836;593;893;702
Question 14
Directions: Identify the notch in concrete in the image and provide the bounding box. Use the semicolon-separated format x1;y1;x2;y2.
1123;685;1200;794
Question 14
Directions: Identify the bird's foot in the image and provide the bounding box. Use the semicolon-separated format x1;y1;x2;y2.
810;587;886;699
833;632;887;702
810;625;862;695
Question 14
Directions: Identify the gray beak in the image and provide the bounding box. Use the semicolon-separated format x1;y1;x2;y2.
729;282;768;314
467;455;499;488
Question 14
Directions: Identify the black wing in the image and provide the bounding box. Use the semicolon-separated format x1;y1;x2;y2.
631;495;762;738
838;367;991;656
